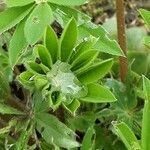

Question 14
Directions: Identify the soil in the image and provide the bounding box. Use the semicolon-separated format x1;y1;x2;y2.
79;0;149;27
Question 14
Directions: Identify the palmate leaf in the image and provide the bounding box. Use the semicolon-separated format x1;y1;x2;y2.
24;3;54;45
5;0;34;7
0;4;34;34
48;0;87;6
9;19;28;68
68;112;96;133
142;76;150;150
60;18;77;62
104;78;143;137
35;113;80;148
80;83;116;103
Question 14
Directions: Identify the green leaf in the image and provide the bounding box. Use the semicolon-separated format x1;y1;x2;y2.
48;0;87;6
52;4;91;27
44;25;59;63
33;92;50;113
78;23;124;56
24;3;53;44
0;72;11;99
63;99;80;114
9;19;28;68
47;91;62;110
68;112;96;132
81;126;95;150
78;23;106;39
60;18;77;62
0;103;24;115
19;71;34;88
5;0;34;7
113;122;141;150
15;121;33;150
34;44;52;68
102;16;117;38
144;36;150;48
34;76;48;91
71;50;98;72
94;35;124;56
69;38;97;64
142;76;150;150
80;83;117;103
139;9;150;28
128;51;149;75
77;59;113;84
126;27;147;51
26;61;45;74
35;113;80;148
0;4;34;33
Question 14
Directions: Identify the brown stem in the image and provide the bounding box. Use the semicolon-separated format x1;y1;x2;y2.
116;0;128;82
13;66;21;76
6;98;27;112
0;117;7;127
53;106;65;123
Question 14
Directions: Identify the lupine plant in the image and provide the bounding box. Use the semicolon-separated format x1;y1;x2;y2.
19;18;117;112
0;0;149;149
0;0;125;149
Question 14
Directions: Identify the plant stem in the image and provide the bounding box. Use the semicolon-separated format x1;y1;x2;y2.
116;0;128;82
55;106;65;123
7;97;27;112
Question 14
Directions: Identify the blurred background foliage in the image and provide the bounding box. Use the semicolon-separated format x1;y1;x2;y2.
78;0;150;77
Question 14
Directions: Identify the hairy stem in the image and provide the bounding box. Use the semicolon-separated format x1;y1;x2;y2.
116;0;128;82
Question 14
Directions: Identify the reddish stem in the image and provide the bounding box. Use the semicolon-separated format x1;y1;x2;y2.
116;0;128;82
